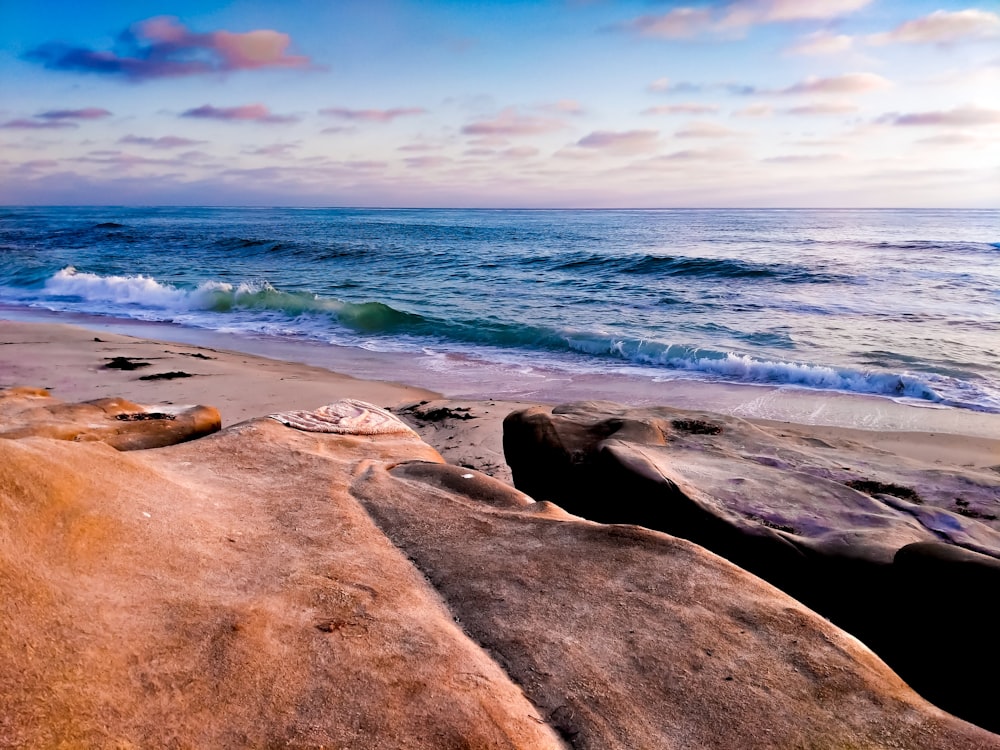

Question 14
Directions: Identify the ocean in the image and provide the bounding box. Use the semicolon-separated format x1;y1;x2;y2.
1;206;998;415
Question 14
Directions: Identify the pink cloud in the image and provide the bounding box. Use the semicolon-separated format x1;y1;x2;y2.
244;143;300;157
917;133;979;146
342;161;388;170
785;31;854;56
763;153;845;164
621;8;713;39
658;147;744;161
538;99;585;115
0;118;77;130
397;142;440;152
780;73;891;95
404;156;453;169
719;0;872;27
25;16;312;80
880;106;1000;127
675;121;740;138
577;130;660;154
462;108;568;137
733;104;773;117
869;9;1000;45
643;103;719;116
319;107;427;122
37;107;111;120
502;146;540;159
620;0;872;38
119;134;206;149
181;104;299;124
784;101;858;115
13;160;60;172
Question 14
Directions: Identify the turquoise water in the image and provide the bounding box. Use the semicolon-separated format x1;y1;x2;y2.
1;206;998;412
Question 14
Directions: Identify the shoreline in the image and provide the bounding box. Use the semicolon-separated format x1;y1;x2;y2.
4;308;1000;439
3;316;998;485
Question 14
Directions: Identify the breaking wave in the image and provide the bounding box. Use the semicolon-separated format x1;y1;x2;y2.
24;266;972;406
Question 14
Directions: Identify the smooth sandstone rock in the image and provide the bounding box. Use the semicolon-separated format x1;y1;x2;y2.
502;401;1000;733
0;386;220;450
0;418;563;749
1;396;997;747
352;459;998;750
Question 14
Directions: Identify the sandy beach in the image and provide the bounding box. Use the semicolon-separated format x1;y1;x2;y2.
2;317;997;483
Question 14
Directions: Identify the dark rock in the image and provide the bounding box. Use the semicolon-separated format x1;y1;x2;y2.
138;371;194;381
104;356;151;370
503;401;1000;733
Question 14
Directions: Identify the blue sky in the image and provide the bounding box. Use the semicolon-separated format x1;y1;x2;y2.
1;0;998;207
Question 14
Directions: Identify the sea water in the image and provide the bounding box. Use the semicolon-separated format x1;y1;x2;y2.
1;206;998;413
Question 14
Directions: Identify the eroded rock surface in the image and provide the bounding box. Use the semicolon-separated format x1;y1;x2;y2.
0;416;563;749
0;386;220;450
1;395;997;747
503;401;1000;731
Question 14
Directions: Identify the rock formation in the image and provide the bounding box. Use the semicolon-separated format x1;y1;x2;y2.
0;386;220;450
503;401;1000;732
1;395;998;747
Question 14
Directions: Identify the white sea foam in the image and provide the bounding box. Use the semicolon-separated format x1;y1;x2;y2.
45;267;193;309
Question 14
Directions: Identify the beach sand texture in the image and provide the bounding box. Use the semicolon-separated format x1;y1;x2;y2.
1;319;999;747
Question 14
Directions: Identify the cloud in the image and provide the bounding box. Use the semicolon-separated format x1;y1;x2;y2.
37;107;111;120
784;101;858;115
538;99;585;115
397;142;442;153
718;0;872;27
643;103;719;116
404;155;453;169
342;160;387;170
917;133;979;146
24;16;312;80
675;121;739;138
879;106;1000;127
119;134;206;149
647;78;704;94
622;8;714;38
869;9;1000;45
779;72;890;95
577;129;660;154
462;108;568;137
785;31;854;56
0;118;77;130
620;0;872;38
733;103;773;117
244;143;300;157
319;107;427;122
763;153;845;163
181;104;299;124
502;146;540;159
658;147;744;162
13;160;60;172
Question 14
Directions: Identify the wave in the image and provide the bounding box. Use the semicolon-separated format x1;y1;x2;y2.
26;267;968;407
864;240;997;254
547;251;841;283
41;267;420;334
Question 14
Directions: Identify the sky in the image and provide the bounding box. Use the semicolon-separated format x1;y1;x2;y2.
1;0;998;207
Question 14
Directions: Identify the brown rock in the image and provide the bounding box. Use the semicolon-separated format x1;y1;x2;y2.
0;386;220;450
0;418;563;748
352;459;998;749
502;401;1000;732
1;398;996;747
